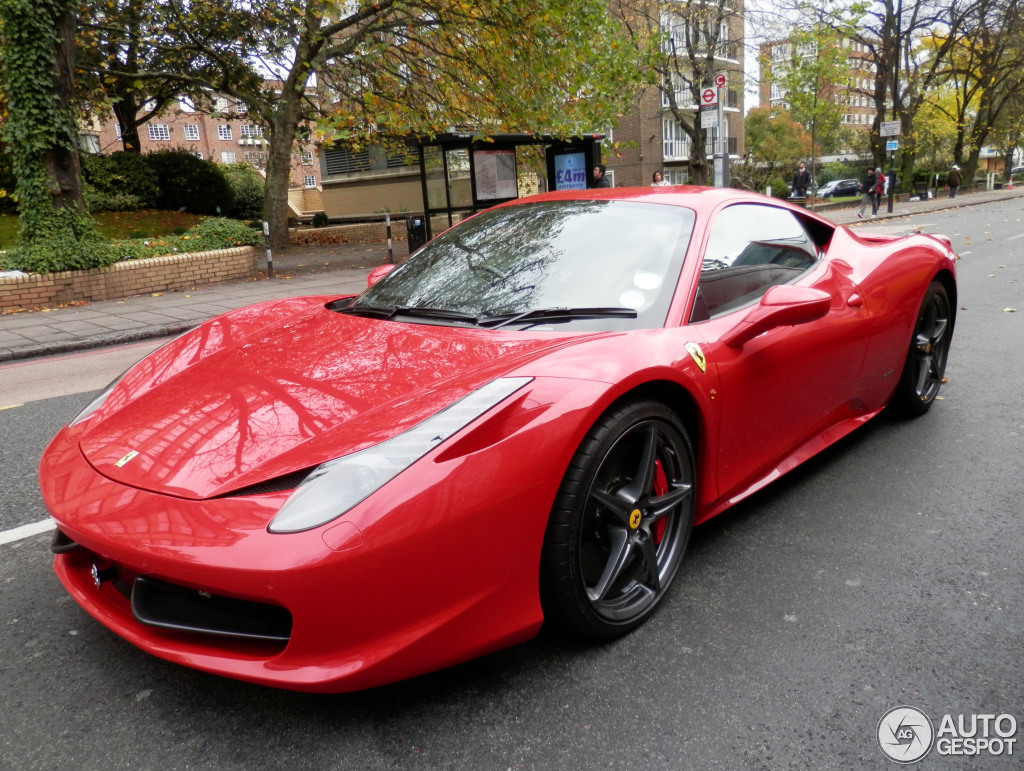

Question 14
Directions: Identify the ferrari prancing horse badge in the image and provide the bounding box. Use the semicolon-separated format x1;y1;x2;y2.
684;342;707;373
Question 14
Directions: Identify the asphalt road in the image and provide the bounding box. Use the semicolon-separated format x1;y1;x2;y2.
1;201;1021;769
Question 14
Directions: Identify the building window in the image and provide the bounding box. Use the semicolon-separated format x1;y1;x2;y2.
80;134;100;154
218;125;232;141
304;175;317;188
661;72;690;108
221;151;236;164
663;117;690;161
183;124;200;141
215;97;230;112
236;101;247;114
148;124;170;141
240;124;263;138
243;151;268;169
301;151;314;166
663;168;688;185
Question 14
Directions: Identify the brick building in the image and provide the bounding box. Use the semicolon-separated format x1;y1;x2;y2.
606;0;745;187
82;95;324;218
759;36;879;137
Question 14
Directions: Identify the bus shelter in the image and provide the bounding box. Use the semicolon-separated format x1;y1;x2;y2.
414;133;605;242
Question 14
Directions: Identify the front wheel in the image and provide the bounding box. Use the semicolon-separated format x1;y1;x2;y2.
892;281;953;417
541;401;695;639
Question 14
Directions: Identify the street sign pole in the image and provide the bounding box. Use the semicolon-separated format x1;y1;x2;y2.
880;120;901;214
718;78;729;188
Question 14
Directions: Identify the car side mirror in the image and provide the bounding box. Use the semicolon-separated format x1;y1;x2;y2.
721;285;831;348
367;263;397;286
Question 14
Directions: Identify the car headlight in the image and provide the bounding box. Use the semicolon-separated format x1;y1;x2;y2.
268;377;533;533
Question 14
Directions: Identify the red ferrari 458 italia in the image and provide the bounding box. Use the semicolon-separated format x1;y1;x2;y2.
41;187;956;692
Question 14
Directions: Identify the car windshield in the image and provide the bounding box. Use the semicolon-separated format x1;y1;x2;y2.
346;199;695;331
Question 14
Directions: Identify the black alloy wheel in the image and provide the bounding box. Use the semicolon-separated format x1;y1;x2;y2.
893;281;953;417
541;401;695;638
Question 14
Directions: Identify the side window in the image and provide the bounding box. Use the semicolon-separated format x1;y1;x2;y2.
690;204;819;322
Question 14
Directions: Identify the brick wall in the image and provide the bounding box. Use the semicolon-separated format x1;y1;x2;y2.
0;246;256;313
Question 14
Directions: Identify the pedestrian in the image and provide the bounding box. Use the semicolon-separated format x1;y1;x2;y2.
651;170;670;187
792;161;811;198
859;166;878;219
946;164;962;198
874;168;885;215
592;164;612;188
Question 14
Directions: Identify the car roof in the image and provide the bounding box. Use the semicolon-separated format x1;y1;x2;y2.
498;186;835;222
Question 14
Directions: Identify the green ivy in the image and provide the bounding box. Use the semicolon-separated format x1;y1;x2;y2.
0;0;113;272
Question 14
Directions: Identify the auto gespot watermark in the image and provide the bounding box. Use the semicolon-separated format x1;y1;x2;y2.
877;706;1018;763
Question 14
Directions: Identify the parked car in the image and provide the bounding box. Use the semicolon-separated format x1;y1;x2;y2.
818;178;861;198
42;187;958;693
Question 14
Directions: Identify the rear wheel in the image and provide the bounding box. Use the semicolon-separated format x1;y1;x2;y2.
541;401;695;638
892;281;953;417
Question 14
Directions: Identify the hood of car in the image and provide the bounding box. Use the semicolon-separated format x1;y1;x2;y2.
76;300;592;500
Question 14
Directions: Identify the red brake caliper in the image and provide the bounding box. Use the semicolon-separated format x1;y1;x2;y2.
653;460;668;544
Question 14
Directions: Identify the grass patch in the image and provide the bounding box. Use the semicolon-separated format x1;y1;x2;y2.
0;209;207;250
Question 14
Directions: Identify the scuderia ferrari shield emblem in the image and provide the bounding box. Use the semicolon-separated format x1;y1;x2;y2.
684;342;707;373
114;450;139;468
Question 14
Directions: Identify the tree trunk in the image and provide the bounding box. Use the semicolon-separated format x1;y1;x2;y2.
50;6;85;210
113;97;143;153
263;88;303;252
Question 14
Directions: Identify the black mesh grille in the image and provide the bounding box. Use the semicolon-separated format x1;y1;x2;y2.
219;468;313;498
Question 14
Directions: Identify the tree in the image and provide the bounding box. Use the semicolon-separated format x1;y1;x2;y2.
760;21;854;192
76;0;252;154
616;0;740;185
736;107;811;191
153;0;651;250
0;0;114;271
923;0;1024;180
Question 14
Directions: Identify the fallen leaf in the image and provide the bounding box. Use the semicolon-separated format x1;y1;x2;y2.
1003;308;1016;313
151;292;163;297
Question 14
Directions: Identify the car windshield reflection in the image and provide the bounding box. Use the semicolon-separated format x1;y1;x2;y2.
344;200;696;331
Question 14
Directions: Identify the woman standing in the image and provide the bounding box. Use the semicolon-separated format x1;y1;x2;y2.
651;171;670;187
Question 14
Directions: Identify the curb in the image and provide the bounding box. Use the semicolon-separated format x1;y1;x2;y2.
0;320;198;363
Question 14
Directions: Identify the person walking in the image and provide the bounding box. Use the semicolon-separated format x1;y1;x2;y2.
859;167;878;218
947;164;962;198
792;161;811;198
874;169;885;215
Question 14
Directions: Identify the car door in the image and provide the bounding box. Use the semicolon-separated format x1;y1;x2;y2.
686;202;869;502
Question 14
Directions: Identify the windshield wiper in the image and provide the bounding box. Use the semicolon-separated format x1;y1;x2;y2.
337;303;481;325
479;307;638;329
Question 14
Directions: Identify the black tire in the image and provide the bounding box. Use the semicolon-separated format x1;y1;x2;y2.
541;401;695;639
892;281;953;417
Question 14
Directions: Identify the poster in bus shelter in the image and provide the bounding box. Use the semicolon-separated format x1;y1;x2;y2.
473;150;518;200
553;152;587;190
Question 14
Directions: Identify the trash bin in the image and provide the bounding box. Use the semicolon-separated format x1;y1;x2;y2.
406;216;426;253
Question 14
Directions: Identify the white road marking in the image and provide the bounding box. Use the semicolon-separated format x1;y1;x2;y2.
1007;233;1024;241
0;517;56;546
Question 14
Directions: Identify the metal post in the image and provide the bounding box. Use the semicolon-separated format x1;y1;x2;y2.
385;213;393;264
887;150;895;213
262;220;274;279
719;86;729;188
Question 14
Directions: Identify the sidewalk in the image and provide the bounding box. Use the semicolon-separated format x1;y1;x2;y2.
2;186;1022;363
